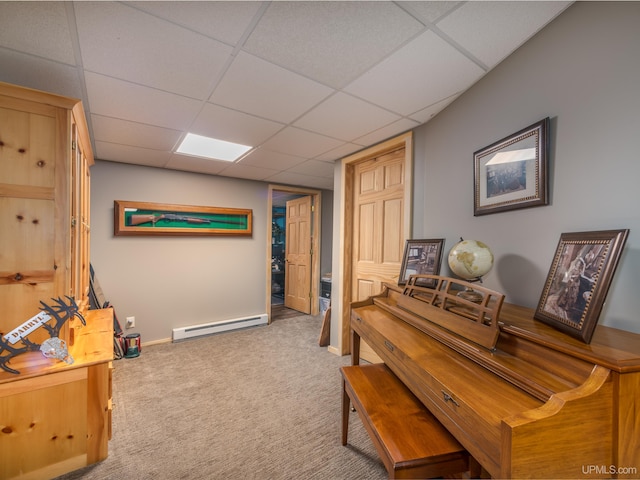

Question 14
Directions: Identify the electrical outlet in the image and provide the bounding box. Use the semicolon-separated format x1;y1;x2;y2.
126;316;135;329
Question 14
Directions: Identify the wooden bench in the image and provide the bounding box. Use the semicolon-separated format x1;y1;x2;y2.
341;363;470;479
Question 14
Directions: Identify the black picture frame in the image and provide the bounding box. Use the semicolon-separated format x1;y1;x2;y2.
474;118;549;216
398;239;445;287
534;229;629;343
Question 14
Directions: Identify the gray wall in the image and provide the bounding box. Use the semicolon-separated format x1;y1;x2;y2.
94;2;640;346
410;1;640;334
91;160;332;343
328;1;640;350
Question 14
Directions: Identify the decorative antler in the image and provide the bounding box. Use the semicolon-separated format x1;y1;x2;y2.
40;296;85;338
0;297;84;375
0;336;40;374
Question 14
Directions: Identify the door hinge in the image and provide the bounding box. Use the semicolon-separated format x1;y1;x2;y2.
72;140;76;150
71;216;77;227
311;205;315;212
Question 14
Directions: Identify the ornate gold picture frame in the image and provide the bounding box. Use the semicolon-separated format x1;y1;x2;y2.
534;229;629;343
474;118;549;216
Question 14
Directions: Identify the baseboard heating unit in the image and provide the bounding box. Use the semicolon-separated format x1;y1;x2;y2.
172;313;268;342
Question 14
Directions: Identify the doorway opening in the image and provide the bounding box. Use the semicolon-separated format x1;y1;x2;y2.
266;185;322;323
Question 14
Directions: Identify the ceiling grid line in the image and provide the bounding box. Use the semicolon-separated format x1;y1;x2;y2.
0;1;571;189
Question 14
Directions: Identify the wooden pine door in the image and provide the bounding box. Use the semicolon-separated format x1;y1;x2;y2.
352;148;406;302
284;196;312;313
351;147;406;362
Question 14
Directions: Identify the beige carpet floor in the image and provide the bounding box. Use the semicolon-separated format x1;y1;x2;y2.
54;314;387;480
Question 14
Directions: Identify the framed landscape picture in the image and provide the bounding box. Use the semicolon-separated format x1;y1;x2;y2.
398;239;445;287
474;118;549;216
534;229;629;343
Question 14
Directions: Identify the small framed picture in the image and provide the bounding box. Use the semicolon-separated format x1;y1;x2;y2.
474;118;549;216
398;239;445;287
534;229;629;343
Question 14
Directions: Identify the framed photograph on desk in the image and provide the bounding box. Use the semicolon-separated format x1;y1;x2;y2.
534;229;629;343
398;239;445;287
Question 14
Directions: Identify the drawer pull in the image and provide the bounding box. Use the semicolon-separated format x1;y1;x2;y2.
442;390;460;407
384;340;395;352
355;316;362;323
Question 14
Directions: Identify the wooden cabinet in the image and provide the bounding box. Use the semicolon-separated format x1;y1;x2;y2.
0;81;93;344
0;309;114;480
0;82;111;479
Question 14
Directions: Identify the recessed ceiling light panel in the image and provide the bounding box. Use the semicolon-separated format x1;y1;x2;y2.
176;133;252;162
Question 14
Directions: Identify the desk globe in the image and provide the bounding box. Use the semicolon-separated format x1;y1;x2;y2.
447;239;494;302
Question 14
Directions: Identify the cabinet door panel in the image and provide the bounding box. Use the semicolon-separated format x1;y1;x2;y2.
0;195;58;344
0;369;88;479
0;87;74;341
0;103;56;188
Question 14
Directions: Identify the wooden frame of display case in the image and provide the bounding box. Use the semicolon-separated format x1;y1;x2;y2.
114;200;252;237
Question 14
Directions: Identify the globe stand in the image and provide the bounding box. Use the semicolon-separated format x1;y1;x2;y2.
448;238;494;305
456;285;484;304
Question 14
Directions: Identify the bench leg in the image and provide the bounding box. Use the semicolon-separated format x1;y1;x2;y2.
342;378;350;445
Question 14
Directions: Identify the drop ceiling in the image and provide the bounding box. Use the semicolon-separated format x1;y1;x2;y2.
0;1;571;190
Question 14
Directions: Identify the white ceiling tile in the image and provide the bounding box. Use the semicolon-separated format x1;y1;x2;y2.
289;160;334;178
266;171;334;190
91;115;182;151
0;2;75;64
0;0;570;190
315;143;364;163
345;30;485;116
398;2;463;24
191;103;284;147
308;178;335;190
165;153;229;176
437;2;571;67
0;49;83;100
74;2;232;99
409;93;461;124
243;1;424;88
238;149;307;171
261;127;344;159
210;51;334;124
217;163;279;181
85;72;202;131
294;92;401;142
95;141;172;168
353;119;422;148
126;1;263;45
